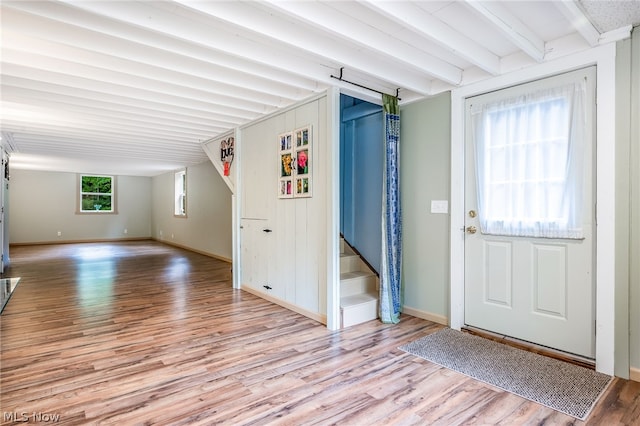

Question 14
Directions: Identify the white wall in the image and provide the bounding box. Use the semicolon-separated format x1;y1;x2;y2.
9;169;151;243
9;161;231;263
238;95;328;322
400;93;451;325
151;160;232;261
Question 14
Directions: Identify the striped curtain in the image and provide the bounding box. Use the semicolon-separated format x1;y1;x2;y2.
379;94;402;324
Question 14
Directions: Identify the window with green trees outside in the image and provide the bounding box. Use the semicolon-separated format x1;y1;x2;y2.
80;175;113;212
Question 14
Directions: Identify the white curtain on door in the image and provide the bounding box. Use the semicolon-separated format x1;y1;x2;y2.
469;80;587;239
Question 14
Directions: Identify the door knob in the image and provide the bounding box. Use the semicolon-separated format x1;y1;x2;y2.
466;226;477;234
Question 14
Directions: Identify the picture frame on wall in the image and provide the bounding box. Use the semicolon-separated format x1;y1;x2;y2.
278;126;312;199
278;132;294;199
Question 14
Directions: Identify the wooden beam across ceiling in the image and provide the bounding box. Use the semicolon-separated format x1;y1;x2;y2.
464;0;546;63
361;0;500;77
174;0;435;94
262;0;463;86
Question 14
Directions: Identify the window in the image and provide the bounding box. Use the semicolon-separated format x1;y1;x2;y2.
174;170;186;216
469;69;593;239
79;175;114;213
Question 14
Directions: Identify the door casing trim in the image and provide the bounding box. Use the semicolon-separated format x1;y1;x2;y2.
450;44;619;376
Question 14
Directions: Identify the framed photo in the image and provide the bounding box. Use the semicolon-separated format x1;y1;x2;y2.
279;178;293;197
278;126;311;198
278;131;295;199
280;153;293;177
296;178;310;195
280;133;292;151
296;127;309;147
296;149;309;175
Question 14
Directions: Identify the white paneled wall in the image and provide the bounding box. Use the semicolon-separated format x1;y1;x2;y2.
239;95;328;323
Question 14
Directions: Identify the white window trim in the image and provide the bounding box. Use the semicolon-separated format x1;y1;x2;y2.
174;169;187;217
77;174;117;214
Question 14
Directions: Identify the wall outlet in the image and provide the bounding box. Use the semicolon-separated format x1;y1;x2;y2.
124;228;128;234
57;231;62;237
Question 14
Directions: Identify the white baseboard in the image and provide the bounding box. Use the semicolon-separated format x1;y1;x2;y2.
153;238;232;263
241;285;327;325
630;367;640;382
10;237;150;246
402;305;448;325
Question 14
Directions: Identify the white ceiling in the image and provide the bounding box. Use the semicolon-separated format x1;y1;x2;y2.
1;0;639;177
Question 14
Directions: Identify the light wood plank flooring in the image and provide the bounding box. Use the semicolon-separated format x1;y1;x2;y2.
1;241;639;425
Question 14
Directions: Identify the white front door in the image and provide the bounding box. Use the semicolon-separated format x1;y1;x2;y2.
464;68;596;359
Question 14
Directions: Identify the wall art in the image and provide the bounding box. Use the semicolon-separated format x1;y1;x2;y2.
278;126;312;198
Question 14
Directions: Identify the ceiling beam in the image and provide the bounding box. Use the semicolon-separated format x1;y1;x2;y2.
39;0;336;91
1;92;236;133
172;0;433;94
2;49;279;118
5;137;205;162
1;101;223;143
262;0;463;85
2;70;260;121
5;131;206;158
2;82;251;131
0;114;214;149
553;0;600;46
3;2;322;97
8;153;188;176
360;0;500;76
3;48;284;116
464;0;546;63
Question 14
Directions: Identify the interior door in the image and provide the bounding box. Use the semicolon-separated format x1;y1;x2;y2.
464;68;596;359
240;218;276;292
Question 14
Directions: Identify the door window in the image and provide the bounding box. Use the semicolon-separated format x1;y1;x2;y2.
469;73;589;239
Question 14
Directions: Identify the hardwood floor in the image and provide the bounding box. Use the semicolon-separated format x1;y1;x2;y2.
1;241;639;425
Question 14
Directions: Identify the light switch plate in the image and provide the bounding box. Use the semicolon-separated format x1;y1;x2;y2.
431;200;449;214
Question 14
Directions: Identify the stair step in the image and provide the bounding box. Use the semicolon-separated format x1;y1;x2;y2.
340;253;361;273
340;238;355;256
341;292;377;307
340;272;376;298
340;270;374;281
339;237;379;328
341;292;378;328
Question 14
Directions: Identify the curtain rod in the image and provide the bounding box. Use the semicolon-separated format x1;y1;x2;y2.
330;68;401;100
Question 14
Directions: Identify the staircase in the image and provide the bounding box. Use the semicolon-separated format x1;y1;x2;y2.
340;238;379;328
